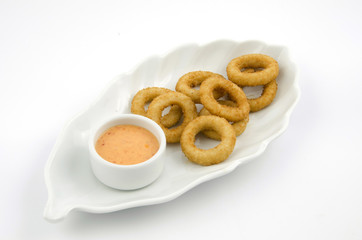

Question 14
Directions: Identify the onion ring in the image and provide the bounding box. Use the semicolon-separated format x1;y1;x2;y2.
147;91;197;143
199;100;249;140
244;79;278;112
199;76;250;122
226;54;279;86
175;71;225;103
180;115;236;166
131;87;182;128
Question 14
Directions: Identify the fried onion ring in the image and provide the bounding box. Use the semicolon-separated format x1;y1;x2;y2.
243;79;278;112
147;92;197;143
175;71;225;103
200;77;250;122
199;100;249;140
180;115;236;166
131;87;182;128
226;54;279;86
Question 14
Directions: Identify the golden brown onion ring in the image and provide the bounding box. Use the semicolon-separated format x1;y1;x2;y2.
131;87;182;128
180;115;236;166
175;71;225;103
244;79;278;112
226;54;279;86
200;76;250;122
199;100;249;140
147;92;197;143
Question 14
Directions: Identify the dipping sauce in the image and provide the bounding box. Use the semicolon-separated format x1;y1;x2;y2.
95;125;159;165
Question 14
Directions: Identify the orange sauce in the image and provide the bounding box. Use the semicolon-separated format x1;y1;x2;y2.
95;125;159;165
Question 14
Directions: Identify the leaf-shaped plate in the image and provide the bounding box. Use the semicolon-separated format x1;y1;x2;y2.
44;40;300;222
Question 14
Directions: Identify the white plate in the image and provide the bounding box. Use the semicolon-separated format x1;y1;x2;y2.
44;40;300;222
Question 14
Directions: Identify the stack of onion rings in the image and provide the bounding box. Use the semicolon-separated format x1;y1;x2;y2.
131;87;182;128
199;76;250;122
180;115;236;166
199;100;249;140
175;71;225;103
128;53;280;166
226;54;279;112
147;91;197;143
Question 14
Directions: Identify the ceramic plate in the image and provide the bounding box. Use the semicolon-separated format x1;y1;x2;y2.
44;40;300;222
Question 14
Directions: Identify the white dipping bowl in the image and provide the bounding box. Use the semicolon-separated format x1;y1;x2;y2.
89;114;166;190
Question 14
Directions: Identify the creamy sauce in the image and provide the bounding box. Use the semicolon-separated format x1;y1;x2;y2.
95;125;159;165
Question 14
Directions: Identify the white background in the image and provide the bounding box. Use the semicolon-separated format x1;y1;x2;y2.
1;0;362;239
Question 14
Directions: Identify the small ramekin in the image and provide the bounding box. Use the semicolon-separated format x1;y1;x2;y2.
88;114;166;190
